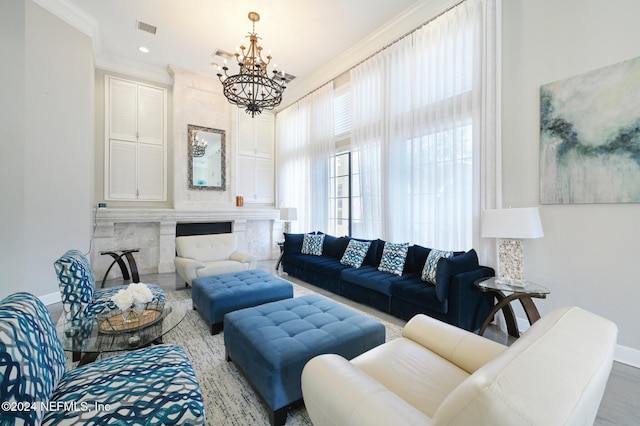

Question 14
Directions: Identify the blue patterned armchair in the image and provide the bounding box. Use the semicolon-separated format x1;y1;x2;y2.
0;292;206;425
54;250;165;321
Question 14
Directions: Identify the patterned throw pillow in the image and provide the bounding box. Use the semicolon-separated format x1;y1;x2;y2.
421;248;454;284
378;242;410;276
301;233;325;256
340;239;371;268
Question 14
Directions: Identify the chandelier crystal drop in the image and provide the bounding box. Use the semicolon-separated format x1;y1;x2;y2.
216;12;287;117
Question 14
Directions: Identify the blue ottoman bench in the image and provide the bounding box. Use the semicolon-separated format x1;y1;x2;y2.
224;294;386;426
192;269;293;334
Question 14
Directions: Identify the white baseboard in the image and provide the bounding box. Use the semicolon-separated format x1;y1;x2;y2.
40;291;61;306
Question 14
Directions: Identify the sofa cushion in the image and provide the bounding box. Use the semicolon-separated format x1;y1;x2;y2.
175;233;238;262
341;266;404;296
302;233;325;256
434;249;480;302
45;344;205;425
322;234;350;259
378;242;410;276
341;240;371;268
390;278;448;314
421;249;454;284
284;233;306;254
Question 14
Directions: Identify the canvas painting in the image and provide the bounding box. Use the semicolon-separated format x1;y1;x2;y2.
540;56;640;204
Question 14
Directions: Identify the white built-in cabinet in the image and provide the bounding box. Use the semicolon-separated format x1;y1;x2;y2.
237;112;275;204
104;76;167;201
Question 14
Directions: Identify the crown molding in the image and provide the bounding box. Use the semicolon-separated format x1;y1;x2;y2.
33;0;98;40
97;54;174;86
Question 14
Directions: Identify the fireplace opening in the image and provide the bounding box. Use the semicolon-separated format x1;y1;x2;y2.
176;221;233;237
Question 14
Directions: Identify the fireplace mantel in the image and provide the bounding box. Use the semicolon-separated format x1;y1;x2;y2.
95;207;280;223
92;208;280;280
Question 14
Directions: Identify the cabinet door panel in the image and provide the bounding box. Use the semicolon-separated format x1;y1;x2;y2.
138;144;165;200
237;156;255;200
254;157;274;203
108;140;137;199
138;85;164;145
109;79;137;142
255;114;274;158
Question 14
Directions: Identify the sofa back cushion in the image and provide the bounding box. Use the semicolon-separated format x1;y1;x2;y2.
176;233;238;262
432;306;617;426
54;249;96;321
322;234;350;259
433;249;479;302
284;233;307;255
0;293;66;425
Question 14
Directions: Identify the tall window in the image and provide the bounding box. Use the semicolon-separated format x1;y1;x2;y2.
328;152;350;236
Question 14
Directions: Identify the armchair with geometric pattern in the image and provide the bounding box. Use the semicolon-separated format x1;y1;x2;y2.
53;250;165;321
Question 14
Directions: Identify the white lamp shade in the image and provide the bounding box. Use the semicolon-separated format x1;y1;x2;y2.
280;207;298;221
481;207;544;239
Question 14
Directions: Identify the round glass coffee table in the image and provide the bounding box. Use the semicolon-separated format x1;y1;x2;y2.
56;301;187;366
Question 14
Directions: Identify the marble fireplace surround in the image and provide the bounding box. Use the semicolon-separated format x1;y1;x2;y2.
92;208;280;280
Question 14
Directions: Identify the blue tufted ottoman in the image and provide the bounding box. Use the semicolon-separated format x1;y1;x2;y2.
224;294;386;426
192;269;293;334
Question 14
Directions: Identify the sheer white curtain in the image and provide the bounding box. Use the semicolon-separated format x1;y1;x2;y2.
351;0;500;251
276;83;334;233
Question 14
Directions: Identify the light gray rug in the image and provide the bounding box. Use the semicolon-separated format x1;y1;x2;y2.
66;281;403;425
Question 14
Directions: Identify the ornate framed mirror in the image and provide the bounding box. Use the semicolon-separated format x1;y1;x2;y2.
188;124;226;191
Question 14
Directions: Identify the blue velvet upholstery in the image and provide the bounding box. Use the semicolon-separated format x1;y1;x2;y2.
192;270;293;332
224;295;385;423
0;292;206;425
54;250;165;320
282;233;495;331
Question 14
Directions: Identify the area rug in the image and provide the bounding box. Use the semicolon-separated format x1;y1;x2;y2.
63;281;403;425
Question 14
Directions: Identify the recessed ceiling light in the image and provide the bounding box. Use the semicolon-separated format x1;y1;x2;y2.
138;46;150;54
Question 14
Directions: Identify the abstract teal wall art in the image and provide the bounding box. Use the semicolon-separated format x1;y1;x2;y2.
540;56;640;204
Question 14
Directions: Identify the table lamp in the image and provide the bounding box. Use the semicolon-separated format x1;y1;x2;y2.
280;208;297;234
481;207;544;286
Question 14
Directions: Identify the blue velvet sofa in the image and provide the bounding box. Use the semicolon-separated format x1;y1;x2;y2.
282;233;494;332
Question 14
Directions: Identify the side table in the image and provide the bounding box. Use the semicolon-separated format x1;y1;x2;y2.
475;277;550;338
100;248;141;288
275;241;285;271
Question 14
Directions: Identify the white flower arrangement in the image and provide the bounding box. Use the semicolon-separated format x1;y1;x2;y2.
111;283;154;311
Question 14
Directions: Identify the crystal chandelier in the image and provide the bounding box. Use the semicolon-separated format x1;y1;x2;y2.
191;132;208;157
217;12;287;117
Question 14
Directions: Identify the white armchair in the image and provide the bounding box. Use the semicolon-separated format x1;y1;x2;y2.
302;306;617;426
174;233;257;286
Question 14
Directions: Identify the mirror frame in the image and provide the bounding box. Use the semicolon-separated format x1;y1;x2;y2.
187;124;226;191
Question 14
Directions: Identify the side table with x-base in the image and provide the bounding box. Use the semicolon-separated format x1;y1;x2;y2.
475;277;550;338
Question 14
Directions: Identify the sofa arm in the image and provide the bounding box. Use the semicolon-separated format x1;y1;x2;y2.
174;257;205;285
302;354;430;426
402;314;506;374
230;251;257;269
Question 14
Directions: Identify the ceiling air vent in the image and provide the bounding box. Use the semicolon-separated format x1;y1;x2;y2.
137;20;157;35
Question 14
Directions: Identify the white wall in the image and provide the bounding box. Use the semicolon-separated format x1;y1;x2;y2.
0;0;26;297
502;0;640;360
0;0;94;301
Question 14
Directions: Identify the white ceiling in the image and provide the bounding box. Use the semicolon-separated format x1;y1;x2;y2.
61;0;423;88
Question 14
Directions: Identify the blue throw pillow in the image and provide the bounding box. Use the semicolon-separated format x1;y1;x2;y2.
378;242;410;276
302;233;324;256
340;240;371;268
421;248;454;284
